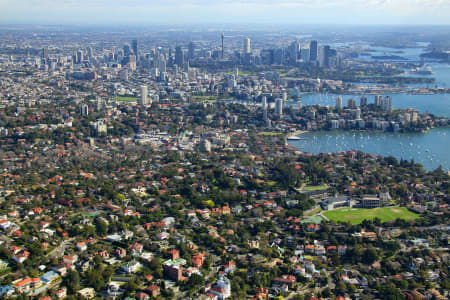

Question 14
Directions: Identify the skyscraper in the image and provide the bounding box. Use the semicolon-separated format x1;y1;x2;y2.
123;44;132;57
275;98;283;116
87;47;94;58
382;96;392;112
76;50;84;64
221;33;224;59
243;38;251;54
129;55;136;71
375;95;382;106
262;96;268;120
188;42;195;60
131;40;138;56
175;46;184;66
309;40;318;61
323;45;330;68
289;41;300;65
336;96;343;110
80;104;89;116
360;96;368;107
41;47;48;60
140;85;148;106
347;98;356;109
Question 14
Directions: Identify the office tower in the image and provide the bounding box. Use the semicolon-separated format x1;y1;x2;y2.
309;40;318;61
188;42;195;60
323;45;330;68
243;38;251;54
155;54;167;73
41;47;48;60
221;33;224;59
273;48;284;65
347;98;356;109
275;98;283;116
131;39;138;56
360;96;367;107
140;85;148;106
123;44;132;57
175;46;184;66
129;55;136;71
80;104;89;116
87;47;94;58
301;48;310;62
375;95;382;106
289;41;299;64
336;96;343;110
76;50;84;64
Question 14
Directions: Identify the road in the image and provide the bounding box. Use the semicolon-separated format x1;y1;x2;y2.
47;238;75;259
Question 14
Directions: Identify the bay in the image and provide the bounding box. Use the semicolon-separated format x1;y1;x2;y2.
288;128;450;171
289;93;450;117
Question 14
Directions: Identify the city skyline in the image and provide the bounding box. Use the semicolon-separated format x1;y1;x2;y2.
1;0;450;25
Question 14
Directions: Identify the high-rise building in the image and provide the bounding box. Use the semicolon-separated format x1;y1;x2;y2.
80;104;89;116
262;96;268;120
200;139;211;152
243;38;251;54
309;40;318;61
123;44;132;57
131;40;138;57
301;48;310;62
347;98;356;109
273;48;284;65
96;97;104;111
41;47;48;60
275;98;283;116
382;96;392;112
221;33;224;59
175;46;184;66
289;41;300;64
360;96;367;107
87;47;94;58
375;95;382;106
140;85;148;106
323;45;331;68
355;107;361;120
336;96;343;110
128;55;136;71
188;42;195;60
76;50;84;64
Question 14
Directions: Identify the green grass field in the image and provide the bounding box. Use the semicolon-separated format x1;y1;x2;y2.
323;207;420;225
302;185;329;192
114;96;139;102
258;131;283;136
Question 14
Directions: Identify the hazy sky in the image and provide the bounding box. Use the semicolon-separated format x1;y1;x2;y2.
1;0;450;25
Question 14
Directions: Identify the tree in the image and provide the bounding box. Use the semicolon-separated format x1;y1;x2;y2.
95;218;108;236
65;270;80;293
187;273;204;289
362;247;378;265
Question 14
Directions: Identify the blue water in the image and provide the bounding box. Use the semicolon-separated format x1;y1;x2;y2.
288;128;450;171
290;93;450;117
287;92;450;171
286;44;450;171
399;63;450;89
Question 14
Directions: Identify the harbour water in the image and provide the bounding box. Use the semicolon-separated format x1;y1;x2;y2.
288;128;450;171
285;57;450;171
288;93;450;117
